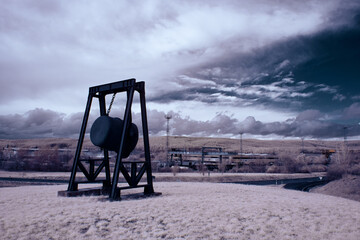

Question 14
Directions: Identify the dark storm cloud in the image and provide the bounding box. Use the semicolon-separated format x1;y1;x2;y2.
1;0;356;105
0;108;237;138
2;106;359;139
132;109;168;136
342;103;360;120
133;107;360;138
149;87;229;104
1;0;360;139
295;110;324;121
153;8;360;114
0;108;63;139
170;113;238;136
0;108;163;139
239;115;360;139
0;108;88;139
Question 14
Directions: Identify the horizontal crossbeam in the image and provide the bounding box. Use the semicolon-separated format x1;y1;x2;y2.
90;78;136;95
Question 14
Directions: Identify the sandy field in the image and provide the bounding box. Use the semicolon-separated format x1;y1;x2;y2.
1;182;359;240
0;170;324;182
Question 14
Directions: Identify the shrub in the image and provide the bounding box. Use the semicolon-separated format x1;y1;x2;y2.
295;154;310;173
275;153;311;173
266;165;283;173
217;160;227;174
171;165;180;176
326;144;359;180
308;164;327;173
236;165;253;173
349;164;360;175
327;164;346;180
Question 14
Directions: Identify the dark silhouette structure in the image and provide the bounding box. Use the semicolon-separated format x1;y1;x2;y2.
58;79;159;200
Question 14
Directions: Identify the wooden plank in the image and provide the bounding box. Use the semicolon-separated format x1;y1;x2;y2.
58;187;110;197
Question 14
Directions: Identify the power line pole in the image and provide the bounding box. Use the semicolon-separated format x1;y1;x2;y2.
239;132;243;158
343;126;348;146
301;137;305;153
165;114;172;166
237;131;244;173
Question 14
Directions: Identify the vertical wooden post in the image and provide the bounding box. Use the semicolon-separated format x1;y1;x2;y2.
98;93;111;187
139;82;154;194
110;87;135;199
68;93;93;191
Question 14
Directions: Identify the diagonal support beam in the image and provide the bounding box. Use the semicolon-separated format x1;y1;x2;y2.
110;86;135;199
78;161;91;181
93;161;106;179
68;93;93;191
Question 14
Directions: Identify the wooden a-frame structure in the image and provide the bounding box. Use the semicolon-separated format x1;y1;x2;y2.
58;79;158;200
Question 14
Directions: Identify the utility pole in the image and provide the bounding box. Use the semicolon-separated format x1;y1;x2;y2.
343;126;348;146
239;132;243;158
301;137;305;153
237;131;243;173
165;114;172;166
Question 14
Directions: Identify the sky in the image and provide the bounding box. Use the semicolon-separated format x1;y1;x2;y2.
0;0;360;140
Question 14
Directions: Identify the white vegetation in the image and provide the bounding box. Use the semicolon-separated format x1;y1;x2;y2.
1;182;359;239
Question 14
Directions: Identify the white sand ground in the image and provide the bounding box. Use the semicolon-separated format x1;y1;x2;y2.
1;182;359;240
0;170;323;179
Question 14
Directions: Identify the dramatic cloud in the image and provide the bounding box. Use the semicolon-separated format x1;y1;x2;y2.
0;0;359;139
343;103;360;120
0;108;86;139
171;23;360;113
1;106;359;139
